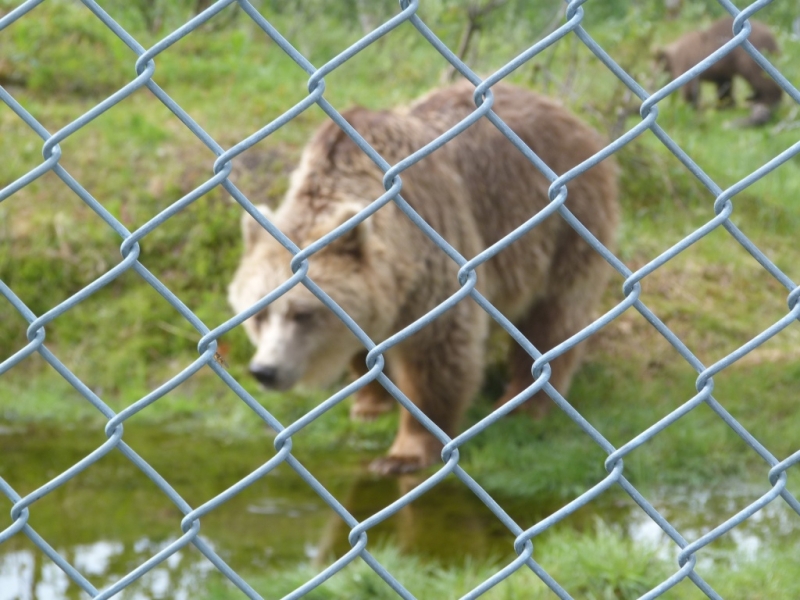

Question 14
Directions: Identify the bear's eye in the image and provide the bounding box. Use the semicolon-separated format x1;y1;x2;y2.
254;310;269;325
290;309;315;325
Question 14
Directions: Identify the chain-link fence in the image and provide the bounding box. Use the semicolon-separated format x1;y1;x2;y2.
2;0;800;598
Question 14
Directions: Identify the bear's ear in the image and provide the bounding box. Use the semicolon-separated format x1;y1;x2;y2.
315;202;371;258
242;204;274;250
315;107;370;162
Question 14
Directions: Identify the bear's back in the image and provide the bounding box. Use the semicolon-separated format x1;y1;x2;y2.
407;82;615;246
406;82;618;315
706;16;779;54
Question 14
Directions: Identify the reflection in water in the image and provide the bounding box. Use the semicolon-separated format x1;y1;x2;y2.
1;426;798;598
0;551;33;600
72;541;123;576
0;541;218;600
625;484;800;568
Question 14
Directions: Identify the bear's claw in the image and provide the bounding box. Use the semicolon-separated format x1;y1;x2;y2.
368;455;426;475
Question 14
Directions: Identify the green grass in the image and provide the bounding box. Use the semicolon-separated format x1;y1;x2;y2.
2;1;800;596
203;525;800;599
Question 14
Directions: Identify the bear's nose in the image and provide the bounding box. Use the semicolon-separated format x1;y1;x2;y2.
249;364;278;387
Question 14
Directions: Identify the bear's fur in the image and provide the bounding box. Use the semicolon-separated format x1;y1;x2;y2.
656;16;780;124
228;82;619;474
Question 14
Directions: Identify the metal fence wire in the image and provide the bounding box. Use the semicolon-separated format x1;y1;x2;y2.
2;0;800;598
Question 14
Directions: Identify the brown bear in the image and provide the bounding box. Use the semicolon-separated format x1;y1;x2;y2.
656;16;781;124
228;82;619;474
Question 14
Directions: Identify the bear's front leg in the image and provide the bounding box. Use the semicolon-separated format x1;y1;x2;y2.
369;310;486;475
682;78;701;107
349;351;396;421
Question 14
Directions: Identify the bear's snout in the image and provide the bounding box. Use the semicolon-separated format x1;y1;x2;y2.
249;363;280;388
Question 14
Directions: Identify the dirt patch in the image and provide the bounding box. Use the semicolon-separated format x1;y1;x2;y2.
589;254;793;372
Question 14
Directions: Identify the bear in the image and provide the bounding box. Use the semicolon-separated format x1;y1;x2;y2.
228;81;619;474
656;16;781;124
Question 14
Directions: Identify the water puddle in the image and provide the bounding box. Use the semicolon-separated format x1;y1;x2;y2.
0;425;797;599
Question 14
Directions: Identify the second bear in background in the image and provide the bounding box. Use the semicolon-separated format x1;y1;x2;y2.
656;16;781;125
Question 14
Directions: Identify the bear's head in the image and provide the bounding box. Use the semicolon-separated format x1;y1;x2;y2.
228;109;412;392
228;198;397;392
653;46;674;74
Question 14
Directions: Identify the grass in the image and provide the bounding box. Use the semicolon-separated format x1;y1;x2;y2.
202;526;800;599
2;1;800;596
